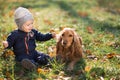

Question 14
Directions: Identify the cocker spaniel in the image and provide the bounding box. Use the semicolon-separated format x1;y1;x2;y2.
56;28;83;71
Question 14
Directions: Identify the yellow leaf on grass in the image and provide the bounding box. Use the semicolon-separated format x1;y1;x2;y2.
0;78;4;80
8;50;14;56
49;52;56;57
9;10;14;17
37;68;50;74
37;68;44;74
85;66;91;72
36;78;43;80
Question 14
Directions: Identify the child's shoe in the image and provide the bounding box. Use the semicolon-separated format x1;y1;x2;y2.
21;59;37;71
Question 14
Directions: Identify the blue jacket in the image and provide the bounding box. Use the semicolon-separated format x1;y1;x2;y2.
7;29;53;61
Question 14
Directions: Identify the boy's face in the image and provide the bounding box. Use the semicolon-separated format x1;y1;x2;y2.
22;20;34;32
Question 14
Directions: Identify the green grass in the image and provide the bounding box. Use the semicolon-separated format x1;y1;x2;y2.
0;0;120;80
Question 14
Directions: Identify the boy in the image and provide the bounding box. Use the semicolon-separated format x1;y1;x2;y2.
2;7;56;70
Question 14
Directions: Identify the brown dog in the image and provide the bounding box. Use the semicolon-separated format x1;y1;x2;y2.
56;28;83;71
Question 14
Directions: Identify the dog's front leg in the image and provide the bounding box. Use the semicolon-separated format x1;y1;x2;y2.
56;54;65;63
67;61;75;71
67;59;79;71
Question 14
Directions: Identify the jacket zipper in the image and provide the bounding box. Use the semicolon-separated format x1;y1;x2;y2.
25;35;29;54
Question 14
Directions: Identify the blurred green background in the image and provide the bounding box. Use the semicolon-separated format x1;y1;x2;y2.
0;0;120;80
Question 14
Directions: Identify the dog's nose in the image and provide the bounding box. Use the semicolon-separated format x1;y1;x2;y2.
63;41;67;45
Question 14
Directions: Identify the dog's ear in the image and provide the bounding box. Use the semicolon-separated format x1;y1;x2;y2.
56;35;63;55
79;36;82;45
72;31;83;58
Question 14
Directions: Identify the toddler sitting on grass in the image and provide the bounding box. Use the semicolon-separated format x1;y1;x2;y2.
2;7;56;71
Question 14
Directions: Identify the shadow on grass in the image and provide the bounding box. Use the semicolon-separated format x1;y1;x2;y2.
64;58;86;80
19;1;50;9
14;62;39;80
45;0;120;36
98;0;120;15
2;0;120;35
11;0;120;36
57;1;120;32
89;67;105;79
50;57;86;79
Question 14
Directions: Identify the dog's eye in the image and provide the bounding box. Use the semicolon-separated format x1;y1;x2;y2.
69;35;73;37
62;34;64;36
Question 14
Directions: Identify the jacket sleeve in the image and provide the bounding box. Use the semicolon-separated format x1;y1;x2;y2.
6;32;16;49
34;29;53;41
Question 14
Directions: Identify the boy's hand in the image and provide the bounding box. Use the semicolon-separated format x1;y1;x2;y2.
2;41;8;48
52;32;56;38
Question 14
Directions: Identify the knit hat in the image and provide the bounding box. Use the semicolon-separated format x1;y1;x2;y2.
14;7;33;30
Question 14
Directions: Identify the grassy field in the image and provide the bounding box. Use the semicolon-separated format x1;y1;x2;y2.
0;0;120;80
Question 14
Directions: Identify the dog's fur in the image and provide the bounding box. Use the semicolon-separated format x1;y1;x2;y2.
56;28;83;71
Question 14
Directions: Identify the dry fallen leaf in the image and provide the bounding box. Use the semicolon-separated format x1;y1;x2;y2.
2;49;14;58
9;10;14;17
37;67;50;74
85;49;92;55
85;66;91;72
37;68;44;74
5;71;11;78
36;78;43;80
106;53;116;59
48;46;56;57
43;19;53;25
86;26;94;34
0;78;4;80
78;11;88;17
59;26;66;31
